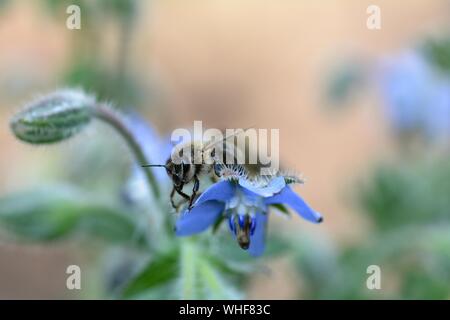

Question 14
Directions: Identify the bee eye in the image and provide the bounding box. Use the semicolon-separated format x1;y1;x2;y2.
173;164;183;176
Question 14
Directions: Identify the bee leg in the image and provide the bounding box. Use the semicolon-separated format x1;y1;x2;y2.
170;187;177;210
188;176;200;210
171;185;191;212
175;185;191;201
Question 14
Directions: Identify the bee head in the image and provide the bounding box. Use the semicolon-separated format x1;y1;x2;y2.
165;159;191;187
142;160;192;188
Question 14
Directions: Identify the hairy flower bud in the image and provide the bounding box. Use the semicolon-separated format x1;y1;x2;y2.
10;89;95;144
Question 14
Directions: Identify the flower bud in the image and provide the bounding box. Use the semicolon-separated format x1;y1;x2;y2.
10;89;95;144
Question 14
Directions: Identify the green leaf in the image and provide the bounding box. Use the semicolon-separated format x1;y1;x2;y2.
0;185;141;244
122;249;179;299
10;89;95;144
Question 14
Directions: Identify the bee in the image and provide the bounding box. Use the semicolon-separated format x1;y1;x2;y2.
142;129;254;211
229;214;255;250
143;128;289;252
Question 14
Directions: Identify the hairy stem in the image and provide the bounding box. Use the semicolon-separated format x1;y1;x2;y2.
93;103;160;199
179;240;197;299
198;258;225;299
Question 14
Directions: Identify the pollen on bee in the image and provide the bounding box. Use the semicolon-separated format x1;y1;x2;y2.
215;164;248;180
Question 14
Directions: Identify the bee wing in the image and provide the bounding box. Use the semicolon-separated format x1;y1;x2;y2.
203;127;264;178
203;126;254;152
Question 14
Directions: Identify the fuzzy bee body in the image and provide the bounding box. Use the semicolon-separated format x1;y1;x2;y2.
142;131;300;252
229;214;256;250
143;130;263;211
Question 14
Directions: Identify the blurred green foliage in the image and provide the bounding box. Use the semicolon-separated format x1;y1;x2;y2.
122;240;245;299
44;0;136;19
42;0;144;107
0;185;145;245
324;59;366;107
359;158;450;231
288;157;450;299
422;35;450;75
63;59;142;108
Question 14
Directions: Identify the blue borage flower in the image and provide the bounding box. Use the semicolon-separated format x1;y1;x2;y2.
379;51;450;141
175;174;323;256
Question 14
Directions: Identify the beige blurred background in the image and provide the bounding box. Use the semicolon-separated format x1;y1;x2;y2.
0;0;449;299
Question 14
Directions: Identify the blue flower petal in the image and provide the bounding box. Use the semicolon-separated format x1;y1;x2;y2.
265;186;323;223
194;180;236;205
238;176;286;198
379;52;430;134
424;81;450;140
176;201;225;236
248;213;268;257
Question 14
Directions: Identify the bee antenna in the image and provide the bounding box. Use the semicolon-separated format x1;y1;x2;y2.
142;164;167;168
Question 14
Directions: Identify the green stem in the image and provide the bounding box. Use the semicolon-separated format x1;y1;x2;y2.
179;239;232;299
92;103;161;199
179;240;197;299
198;259;225;299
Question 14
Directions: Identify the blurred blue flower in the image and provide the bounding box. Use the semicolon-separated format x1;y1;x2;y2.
423;80;450;140
379;51;450;142
175;176;323;256
121;112;171;204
